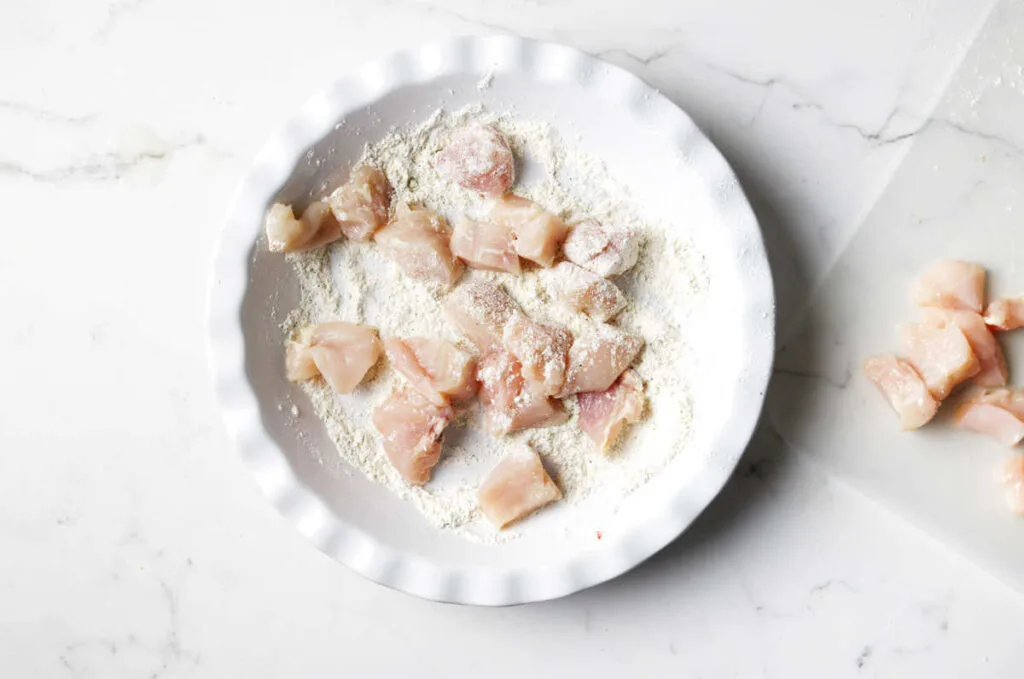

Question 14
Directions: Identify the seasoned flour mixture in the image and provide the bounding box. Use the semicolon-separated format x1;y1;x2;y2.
284;105;709;542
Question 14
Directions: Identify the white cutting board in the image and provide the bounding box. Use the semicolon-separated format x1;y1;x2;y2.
769;2;1024;591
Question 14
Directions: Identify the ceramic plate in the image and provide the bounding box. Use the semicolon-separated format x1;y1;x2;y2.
207;35;774;605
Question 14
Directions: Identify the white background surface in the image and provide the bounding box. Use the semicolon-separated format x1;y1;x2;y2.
1;0;1022;676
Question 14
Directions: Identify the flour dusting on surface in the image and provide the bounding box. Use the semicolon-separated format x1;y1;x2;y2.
284;105;709;543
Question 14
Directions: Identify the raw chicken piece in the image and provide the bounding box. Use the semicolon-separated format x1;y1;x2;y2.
477;445;562;528
958;386;1024;420
308;322;382;394
374;204;465;289
326;165;393;242
955;402;1024;447
372;388;454;485
449;217;520;273
444;281;518;352
489;195;568;268
1000;454;1024;515
502;312;571;396
384;337;477;406
285;326;319;382
862;355;939;429
436;124;514;196
911;260;986;313
559;324;644;397
920;308;1007;387
265;201;342;253
544;261;627;322
477;350;569;435
985;297;1024;331
562;219;640;278
578;369;646;451
898;321;980;400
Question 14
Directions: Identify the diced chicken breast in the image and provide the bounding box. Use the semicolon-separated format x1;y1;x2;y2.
578;369;646;451
326;165;393;242
911;260;986;313
562;219;640;278
559;324;644;397
958;386;1024;419
308;322;382;394
898;321;980;400
502;312;571;396
544;261;627;322
372;388;454;485
374;204;465;289
920;308;1007;387
477;445;562;528
285;326;320;382
1000;454;1024;515
436;124;515;196
489;195;568;268
265;201;342;253
449;217;520;273
985;297;1024;331
384;337;477;406
444;281;518;352
477;350;569;435
862;354;939;430
955;402;1024;447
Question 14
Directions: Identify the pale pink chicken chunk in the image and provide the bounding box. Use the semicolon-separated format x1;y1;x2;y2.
372;388;454;485
911;260;986;313
957;386;1024;419
955;402;1024;447
384;337;477;406
545;261;627;322
308;322;382;394
374;204;465;289
264;200;342;253
436;124;514;196
285;326;320;382
444;281;518;353
449;217;520;274
862;354;939;430
985;297;1024;331
489;195;568;268
502;312;571;396
477;350;569;435
326;165;393;242
578;369;646;451
920;308;1007;387
1000;454;1024;515
477;445;562;529
559;324;644;397
898;321;980;400
562;219;640;278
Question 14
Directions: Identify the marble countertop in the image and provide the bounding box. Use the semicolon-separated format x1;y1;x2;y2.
2;0;1023;676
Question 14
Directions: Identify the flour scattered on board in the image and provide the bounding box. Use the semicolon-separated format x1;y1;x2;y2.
284;105;709;543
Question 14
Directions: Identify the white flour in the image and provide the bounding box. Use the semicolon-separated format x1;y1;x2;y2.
284;105;709;542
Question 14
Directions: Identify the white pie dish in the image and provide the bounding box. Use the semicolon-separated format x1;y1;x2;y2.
207;35;774;605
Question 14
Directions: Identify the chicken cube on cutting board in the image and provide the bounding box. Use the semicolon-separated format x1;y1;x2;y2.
985;297;1024;331
862;354;939;430
372;388;454;485
920;307;1007;388
477;445;562;529
898;321;980;400
384;337;477;406
911;260;986;313
1001;454;1024;515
